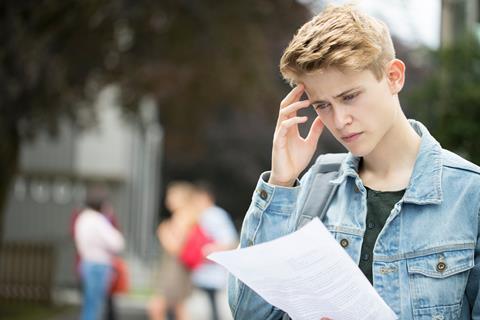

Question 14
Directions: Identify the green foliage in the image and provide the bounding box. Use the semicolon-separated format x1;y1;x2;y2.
113;0;310;154
408;35;480;164
0;0;311;226
0;0;308;142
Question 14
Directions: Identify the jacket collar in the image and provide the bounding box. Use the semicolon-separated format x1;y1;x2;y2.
330;120;443;205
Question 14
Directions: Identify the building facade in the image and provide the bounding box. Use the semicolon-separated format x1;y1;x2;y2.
2;86;163;295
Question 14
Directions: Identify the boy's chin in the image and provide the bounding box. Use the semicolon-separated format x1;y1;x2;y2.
343;145;372;158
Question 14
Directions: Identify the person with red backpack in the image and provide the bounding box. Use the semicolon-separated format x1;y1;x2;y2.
148;181;197;320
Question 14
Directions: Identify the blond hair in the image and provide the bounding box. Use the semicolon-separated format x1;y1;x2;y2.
280;4;395;83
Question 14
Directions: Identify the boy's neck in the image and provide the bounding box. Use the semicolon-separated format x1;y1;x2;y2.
359;113;421;192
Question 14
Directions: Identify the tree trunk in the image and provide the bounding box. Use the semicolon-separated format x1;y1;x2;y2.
0;125;20;243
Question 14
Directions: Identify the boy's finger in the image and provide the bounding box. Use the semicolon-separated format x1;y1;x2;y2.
305;116;324;146
276;116;308;138
280;84;304;109
278;99;311;122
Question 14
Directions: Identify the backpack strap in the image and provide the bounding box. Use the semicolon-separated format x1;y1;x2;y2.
295;153;347;229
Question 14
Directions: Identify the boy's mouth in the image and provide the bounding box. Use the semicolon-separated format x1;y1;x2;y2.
341;132;362;143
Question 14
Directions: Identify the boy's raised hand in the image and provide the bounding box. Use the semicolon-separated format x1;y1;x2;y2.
269;84;324;187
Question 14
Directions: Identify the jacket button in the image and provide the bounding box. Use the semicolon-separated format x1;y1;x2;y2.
436;262;447;272
354;186;360;193
340;239;349;248
259;189;268;200
247;239;254;247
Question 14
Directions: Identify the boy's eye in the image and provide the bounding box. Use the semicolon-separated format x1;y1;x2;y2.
343;92;360;101
313;103;330;111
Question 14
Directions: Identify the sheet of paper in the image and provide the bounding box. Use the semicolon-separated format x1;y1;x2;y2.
208;218;397;320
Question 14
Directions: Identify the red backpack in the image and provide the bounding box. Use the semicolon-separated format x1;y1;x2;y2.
179;224;214;270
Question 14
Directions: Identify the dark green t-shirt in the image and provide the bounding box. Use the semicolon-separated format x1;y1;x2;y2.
359;187;405;283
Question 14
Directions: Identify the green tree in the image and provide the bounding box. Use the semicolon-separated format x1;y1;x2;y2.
1;0;116;237
408;35;480;164
0;0;310;236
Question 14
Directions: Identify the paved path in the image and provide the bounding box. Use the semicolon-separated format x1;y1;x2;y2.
50;289;233;320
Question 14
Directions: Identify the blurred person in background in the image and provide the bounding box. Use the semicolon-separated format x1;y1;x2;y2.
71;192;123;320
148;181;197;320
74;187;125;320
191;181;238;320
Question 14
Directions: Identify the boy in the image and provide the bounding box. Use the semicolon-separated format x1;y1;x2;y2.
228;4;480;320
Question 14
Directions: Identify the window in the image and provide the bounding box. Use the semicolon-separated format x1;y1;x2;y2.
30;180;50;203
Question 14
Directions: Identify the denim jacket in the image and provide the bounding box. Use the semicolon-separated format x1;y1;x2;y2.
228;120;480;320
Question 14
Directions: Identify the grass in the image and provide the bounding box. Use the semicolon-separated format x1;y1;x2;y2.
0;300;77;320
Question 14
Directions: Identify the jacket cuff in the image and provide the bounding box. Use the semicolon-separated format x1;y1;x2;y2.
251;171;300;213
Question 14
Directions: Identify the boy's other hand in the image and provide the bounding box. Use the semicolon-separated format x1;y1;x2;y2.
269;84;324;187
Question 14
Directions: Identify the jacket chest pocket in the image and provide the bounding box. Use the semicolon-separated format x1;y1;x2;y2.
329;229;363;263
406;247;474;320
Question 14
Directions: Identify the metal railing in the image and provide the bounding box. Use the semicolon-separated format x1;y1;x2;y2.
0;242;54;302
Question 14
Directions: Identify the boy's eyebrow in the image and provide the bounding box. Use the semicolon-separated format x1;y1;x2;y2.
310;86;363;104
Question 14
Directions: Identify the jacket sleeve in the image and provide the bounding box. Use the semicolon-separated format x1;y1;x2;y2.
227;169;316;320
466;208;480;319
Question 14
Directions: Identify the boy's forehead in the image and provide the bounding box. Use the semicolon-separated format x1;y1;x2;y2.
299;68;373;99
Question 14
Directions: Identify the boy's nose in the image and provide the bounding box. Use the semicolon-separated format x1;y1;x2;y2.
333;105;352;130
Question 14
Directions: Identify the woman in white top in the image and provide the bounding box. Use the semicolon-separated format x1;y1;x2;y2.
75;189;124;320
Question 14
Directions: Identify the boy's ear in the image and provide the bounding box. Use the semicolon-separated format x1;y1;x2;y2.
385;59;405;95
